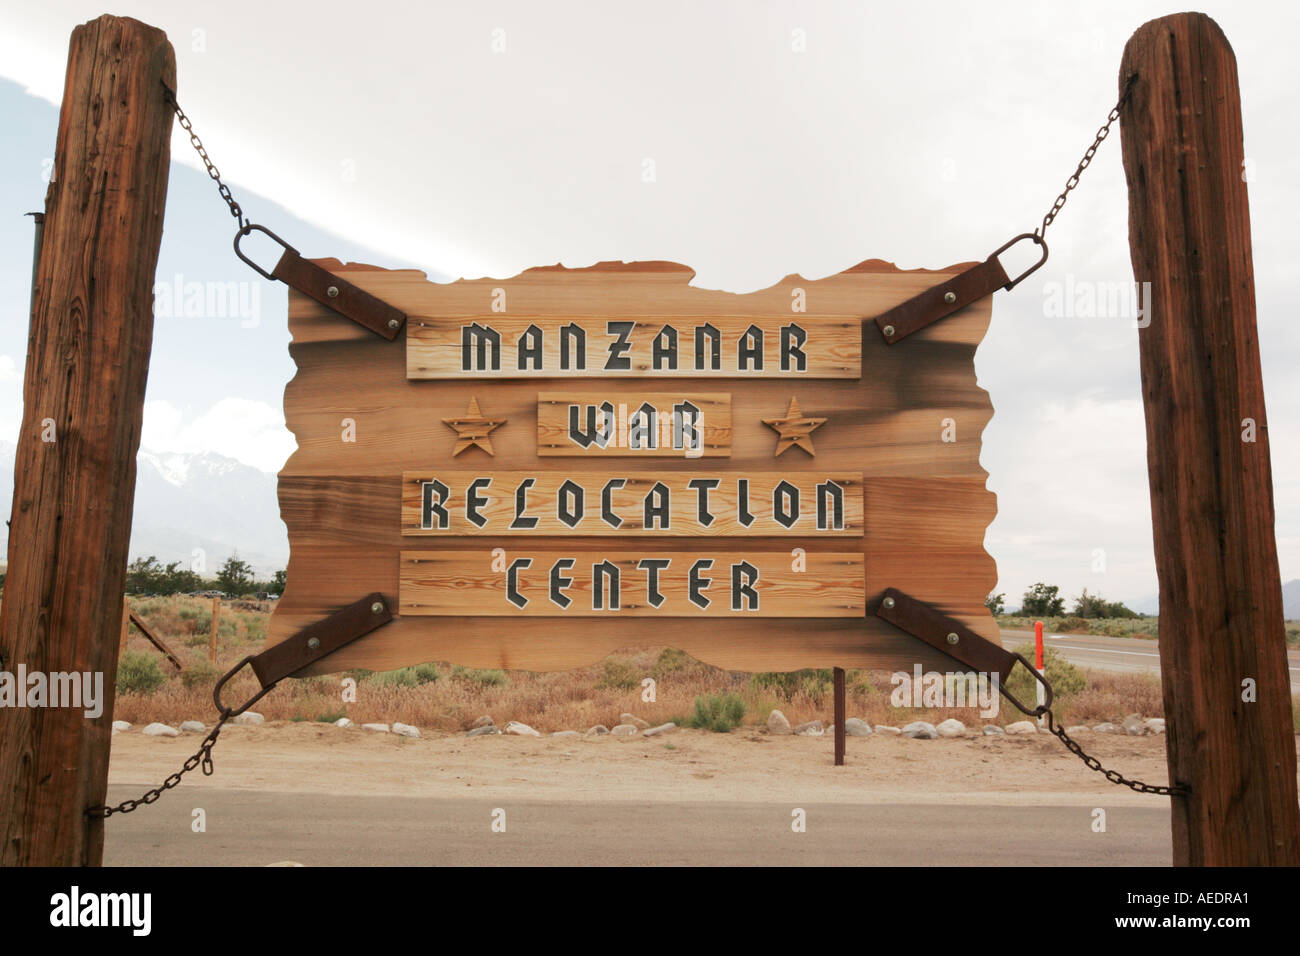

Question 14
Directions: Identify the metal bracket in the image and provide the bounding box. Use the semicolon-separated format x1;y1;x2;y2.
873;586;1051;716
214;592;393;716
871;233;1047;345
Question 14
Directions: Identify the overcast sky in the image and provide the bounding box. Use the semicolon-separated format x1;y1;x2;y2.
2;0;1297;610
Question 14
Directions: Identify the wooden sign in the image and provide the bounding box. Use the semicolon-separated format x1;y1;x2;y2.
271;259;998;673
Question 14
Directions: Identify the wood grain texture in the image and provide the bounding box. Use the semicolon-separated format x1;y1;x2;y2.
0;15;174;866
1120;13;1300;865
400;550;865;617
273;258;999;673
400;471;864;536
408;314;862;378
536;391;731;457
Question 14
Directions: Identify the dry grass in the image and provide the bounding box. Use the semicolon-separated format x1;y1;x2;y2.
110;597;1177;732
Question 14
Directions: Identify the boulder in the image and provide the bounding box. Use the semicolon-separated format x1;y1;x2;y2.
610;723;640;736
179;720;206;733
361;722;390;733
584;724;610;737
1093;722;1121;734
1122;713;1148;736
391;722;421;738
505;721;541;736
767;710;792;735
936;718;966;738
334;717;355;729
620;713;651;730
793;720;825;736
643;722;678;737
111;720;132;732
1004;720;1038;735
982;725;1005;736
142;722;179;737
1144;718;1166;735
467;725;501;737
472;715;495;729
843;717;873;737
232;711;264;726
901;721;938;739
873;725;902;735
1065;725;1091;735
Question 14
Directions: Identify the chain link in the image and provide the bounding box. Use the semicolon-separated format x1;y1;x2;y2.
1035;73;1137;240
162;84;248;232
86;714;230;818
1043;709;1187;796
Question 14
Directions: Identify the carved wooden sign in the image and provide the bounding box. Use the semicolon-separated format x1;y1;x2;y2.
271;259;997;673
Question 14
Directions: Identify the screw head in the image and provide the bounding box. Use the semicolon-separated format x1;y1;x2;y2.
371;601;384;614
943;291;957;305
306;637;321;651
388;318;401;330
883;324;895;338
882;596;896;609
326;285;339;298
946;632;960;645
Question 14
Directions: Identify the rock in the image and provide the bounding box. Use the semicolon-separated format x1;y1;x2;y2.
1065;725;1091;735
472;715;495;729
794;720;825;736
584;724;610;737
1122;713;1148;736
610;723;640;736
112;720;132;732
767;710;792;735
1093;722;1121;734
936;718;966;738
873;725;902;735
982;725;1005;736
1004;720;1038;735
844;717;873;737
334;718;355;729
361;722;390;733
391;722;421;738
1144;718;1166;735
142;722;179;737
643;722;678;737
179;720;206;733
505;721;541;736
902;721;938;739
232;711;264;725
620;713;651;730
551;730;581;737
467;725;501;736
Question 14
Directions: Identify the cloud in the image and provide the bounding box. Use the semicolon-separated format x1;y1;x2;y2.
141;397;295;473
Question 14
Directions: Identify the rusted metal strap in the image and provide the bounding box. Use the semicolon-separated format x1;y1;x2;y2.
872;233;1047;345
214;592;393;717
873;587;1050;716
233;223;407;339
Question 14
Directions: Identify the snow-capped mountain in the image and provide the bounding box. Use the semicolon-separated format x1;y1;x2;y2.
0;441;287;575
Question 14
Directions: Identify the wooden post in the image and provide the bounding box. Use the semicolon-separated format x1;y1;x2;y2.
210;596;220;663
0;16;174;866
1119;13;1300;865
833;667;846;766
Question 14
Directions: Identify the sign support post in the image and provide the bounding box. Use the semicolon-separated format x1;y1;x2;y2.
1119;12;1300;865
0;14;174;866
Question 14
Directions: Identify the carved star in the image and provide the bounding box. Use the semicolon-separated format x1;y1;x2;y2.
443;397;505;457
762;397;826;457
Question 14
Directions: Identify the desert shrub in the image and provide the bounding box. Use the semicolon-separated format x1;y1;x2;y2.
116;651;166;695
371;663;440;688
685;692;745;732
595;659;640;690
750;668;833;700
316;709;347;723
651;647;691;678
244;616;266;642
451;665;507;687
180;660;221;691
1005;644;1086;703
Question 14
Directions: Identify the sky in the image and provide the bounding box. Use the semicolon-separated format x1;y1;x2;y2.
1;0;1297;612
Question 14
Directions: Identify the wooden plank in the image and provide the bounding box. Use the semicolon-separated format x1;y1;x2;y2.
536;391;731;457
0;15;174;866
273;258;999;673
128;612;183;672
408;314;861;378
1120;12;1300;865
400;550;865;617
400;471;864;536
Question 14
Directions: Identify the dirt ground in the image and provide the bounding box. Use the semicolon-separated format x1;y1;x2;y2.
106;722;1232;808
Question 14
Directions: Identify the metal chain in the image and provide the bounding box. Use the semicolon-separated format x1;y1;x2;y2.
162;84;248;232
86;714;230;818
1035;73;1138;239
1043;709;1188;796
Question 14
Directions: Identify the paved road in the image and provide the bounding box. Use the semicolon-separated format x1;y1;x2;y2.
103;788;1171;866
1001;629;1300;693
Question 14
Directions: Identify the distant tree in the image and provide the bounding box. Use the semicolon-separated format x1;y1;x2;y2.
216;555;254;596
1072;588;1141;619
1021;582;1065;618
160;560;202;595
985;592;1006;615
125;555;164;594
272;569;287;593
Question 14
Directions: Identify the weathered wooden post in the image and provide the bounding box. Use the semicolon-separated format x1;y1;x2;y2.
1119;12;1300;865
0;15;174;866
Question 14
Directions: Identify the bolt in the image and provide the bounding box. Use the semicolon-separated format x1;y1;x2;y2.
388;318;400;330
943;291;957;304
371;601;384;614
946;632;959;645
306;637;320;651
326;285;339;298
882;596;896;609
883;324;895;338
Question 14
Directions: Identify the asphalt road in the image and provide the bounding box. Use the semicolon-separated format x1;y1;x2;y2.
1001;628;1300;693
102;788;1171;866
